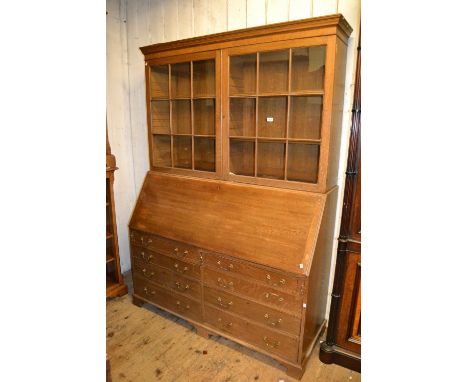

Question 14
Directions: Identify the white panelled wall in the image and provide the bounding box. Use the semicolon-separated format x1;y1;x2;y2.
106;0;360;316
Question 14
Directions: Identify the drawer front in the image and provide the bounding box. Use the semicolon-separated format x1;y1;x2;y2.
133;260;201;300
204;305;298;363
130;230;202;263
204;268;303;316
204;286;301;335
132;246;201;279
133;276;201;322
204;253;303;293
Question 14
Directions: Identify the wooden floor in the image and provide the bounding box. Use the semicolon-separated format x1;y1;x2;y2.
107;273;361;382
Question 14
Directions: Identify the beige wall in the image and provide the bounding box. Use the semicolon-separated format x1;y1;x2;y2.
107;0;360;315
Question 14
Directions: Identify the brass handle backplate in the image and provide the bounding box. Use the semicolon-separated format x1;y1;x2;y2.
216;260;234;271
217;297;233;308
263;336;280;348
174;263;189;273
264;313;282;326
217;318;233;329
175;301;190;310
217;277;234;289
264;292;284;302
143;287;155;296
266;274;286;287
174;248;189;256
142;268;154;278
175;281;190;291
140;251;153;261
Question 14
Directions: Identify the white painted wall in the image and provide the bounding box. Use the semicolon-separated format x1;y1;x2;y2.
106;0;360;316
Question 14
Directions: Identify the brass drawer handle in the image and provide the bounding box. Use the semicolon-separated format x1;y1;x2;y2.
263;336;280;348
143;287;155;295
217;318;233;329
264;313;282;327
139;237;152;246
174;247;189;256
141;268;154;278
216;260;234;271
217;297;233;308
264;292;284;302
217;277;234;289
175;301;190;310
266;274;286;287
174;263;189;273
175;281;190;291
140;251;153;261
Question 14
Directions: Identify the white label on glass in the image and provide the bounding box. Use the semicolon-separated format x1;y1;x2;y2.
299;263;304;269
266;117;274;123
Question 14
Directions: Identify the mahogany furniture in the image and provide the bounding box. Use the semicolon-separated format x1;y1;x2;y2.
106;129;128;298
319;32;361;371
130;15;352;379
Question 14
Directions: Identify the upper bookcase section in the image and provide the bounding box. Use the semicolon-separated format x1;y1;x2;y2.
140;15;352;193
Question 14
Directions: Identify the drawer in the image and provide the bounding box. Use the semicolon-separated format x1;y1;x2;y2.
130;230;202;263
133;260;201;300
204;305;299;363
204;286;301;335
133;276;201;322
132;246;201;279
204;253;304;293
204;268;303;316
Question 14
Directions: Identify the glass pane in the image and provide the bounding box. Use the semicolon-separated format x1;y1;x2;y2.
153;135;172;167
171;62;191;98
151;100;170;134
258;97;287;138
230;139;254;176
193;99;215;135
150;65;169;98
173;136;192;169
193;60;215;97
287;143;319;183
172;100;191;134
229;98;255;137
194;137;215;172
291;46;326;91
289;96;322;139
257;141;285;180
230;54;256;95
259;50;289;94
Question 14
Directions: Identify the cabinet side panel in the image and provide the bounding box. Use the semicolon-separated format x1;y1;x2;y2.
301;186;339;359
326;38;347;190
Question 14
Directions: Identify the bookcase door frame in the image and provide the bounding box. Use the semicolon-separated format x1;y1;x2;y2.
221;35;336;192
145;50;222;179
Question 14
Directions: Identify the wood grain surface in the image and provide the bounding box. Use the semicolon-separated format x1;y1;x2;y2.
130;173;326;275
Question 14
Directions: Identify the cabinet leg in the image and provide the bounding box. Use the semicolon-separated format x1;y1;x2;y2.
132;295;145;307
285;364;304;380
195;325;210;339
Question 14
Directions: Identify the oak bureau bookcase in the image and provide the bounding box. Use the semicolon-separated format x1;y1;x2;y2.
130;14;352;379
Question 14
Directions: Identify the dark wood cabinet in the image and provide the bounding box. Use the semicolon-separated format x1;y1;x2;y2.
130;15;353;379
106;129;128;298
319;31;361;371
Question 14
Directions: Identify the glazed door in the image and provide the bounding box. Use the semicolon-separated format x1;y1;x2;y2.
146;51;222;178
222;36;335;191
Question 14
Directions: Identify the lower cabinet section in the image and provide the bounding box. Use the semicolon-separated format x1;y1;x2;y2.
204;304;299;363
129;229;330;380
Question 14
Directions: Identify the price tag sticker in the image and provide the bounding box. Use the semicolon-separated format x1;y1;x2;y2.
266;117;274;123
